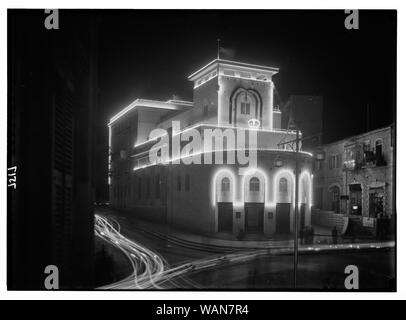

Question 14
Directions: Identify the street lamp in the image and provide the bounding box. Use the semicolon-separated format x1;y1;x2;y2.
274;156;284;168
315;147;326;161
277;124;325;289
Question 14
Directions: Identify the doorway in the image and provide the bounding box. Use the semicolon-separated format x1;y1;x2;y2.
244;203;264;233
349;184;362;215
276;203;291;234
218;202;233;232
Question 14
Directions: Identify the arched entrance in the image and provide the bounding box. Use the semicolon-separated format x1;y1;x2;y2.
274;170;295;234
243;172;265;233
218;177;233;232
214;171;235;233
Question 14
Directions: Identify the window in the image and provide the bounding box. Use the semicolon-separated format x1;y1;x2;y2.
375;139;383;159
369;188;384;218
146;177;150;199
138;177;142;199
241;102;250;115
185;174;190;192
364;140;371;152
155;175;160;199
177;175;181;191
329;154;341;170
279;178;288;193
345;146;355;162
249;177;260;192
221;177;230;192
391;126;394;147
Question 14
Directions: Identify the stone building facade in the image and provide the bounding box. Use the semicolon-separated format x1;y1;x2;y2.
313;125;395;230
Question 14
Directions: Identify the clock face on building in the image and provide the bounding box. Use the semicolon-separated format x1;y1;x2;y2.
248;118;260;128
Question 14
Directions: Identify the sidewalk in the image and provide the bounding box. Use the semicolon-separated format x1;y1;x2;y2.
101;209;394;252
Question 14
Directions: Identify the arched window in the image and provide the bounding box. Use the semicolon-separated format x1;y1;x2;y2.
279;178;288;193
375;139;383;159
249;177;260;192
240;95;251;115
221;177;230;192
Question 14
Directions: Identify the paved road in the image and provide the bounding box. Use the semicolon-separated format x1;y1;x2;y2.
187;248;395;290
95;214;199;289
95;213;310;289
96;209;395;290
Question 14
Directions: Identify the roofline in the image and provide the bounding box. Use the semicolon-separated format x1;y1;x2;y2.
188;58;279;80
322;124;394;148
108;98;193;126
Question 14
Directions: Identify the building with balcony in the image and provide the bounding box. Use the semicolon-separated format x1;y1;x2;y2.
108;58;315;237
313;125;395;234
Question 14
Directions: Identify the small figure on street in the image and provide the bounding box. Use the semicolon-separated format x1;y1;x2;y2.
332;226;338;244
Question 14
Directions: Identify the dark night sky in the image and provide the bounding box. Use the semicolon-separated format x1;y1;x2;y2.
98;10;396;141
94;10;396;199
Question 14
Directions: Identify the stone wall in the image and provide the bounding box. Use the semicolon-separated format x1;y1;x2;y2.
311;208;349;234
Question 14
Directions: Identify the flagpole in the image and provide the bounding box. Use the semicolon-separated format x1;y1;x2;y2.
216;39;220;93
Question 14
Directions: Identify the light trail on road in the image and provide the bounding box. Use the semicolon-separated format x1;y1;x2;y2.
95;214;196;289
95;214;395;290
95;214;280;289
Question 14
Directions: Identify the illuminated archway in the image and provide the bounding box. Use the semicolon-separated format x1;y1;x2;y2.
229;87;263;126
242;168;268;204
273;169;295;205
299;171;313;207
212;168;237;207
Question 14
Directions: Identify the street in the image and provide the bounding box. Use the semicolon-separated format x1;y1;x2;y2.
95;209;395;290
187;249;395;290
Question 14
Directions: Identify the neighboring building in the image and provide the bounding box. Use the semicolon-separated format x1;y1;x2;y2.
8;11;96;289
108;59;315;237
313;125;395;232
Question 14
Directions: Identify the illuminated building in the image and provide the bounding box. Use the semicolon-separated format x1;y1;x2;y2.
108;59;314;236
